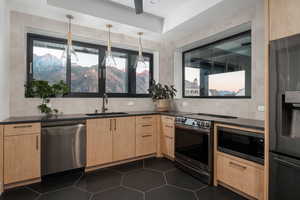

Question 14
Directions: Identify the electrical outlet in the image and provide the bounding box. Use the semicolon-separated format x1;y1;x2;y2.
258;105;265;112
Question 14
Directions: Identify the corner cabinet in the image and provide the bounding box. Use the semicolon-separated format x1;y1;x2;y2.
3;123;41;185
270;0;300;40
161;116;175;159
86;117;136;168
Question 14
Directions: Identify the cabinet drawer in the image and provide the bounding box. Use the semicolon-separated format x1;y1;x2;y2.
217;153;264;199
162;124;174;138
136;134;155;156
161;116;174;124
4;123;41;136
136;115;155;124
136;124;154;134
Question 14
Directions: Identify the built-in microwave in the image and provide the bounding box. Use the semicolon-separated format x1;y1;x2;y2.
217;127;264;164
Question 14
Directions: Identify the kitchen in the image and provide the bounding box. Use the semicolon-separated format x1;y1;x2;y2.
0;0;298;200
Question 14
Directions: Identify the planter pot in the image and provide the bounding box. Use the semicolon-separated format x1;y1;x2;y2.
155;99;170;112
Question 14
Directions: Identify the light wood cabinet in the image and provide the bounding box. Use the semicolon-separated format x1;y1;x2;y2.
270;0;300;40
86;119;113;167
0;126;3;193
4;128;41;185
136;115;157;157
217;152;264;200
161;116;175;158
87;117;136;167
113;117;136;161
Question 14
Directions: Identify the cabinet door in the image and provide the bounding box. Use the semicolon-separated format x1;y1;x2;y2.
270;0;300;40
0;126;3;192
162;135;174;158
113;117;136;161
4;134;41;184
87;119;113;167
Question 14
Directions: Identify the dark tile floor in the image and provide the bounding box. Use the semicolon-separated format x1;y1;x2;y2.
0;158;247;200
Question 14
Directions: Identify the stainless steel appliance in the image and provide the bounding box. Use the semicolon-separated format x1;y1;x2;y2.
41;120;86;176
269;33;300;199
217;127;264;164
175;116;213;184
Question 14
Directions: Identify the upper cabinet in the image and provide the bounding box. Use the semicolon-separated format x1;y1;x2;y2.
270;0;300;41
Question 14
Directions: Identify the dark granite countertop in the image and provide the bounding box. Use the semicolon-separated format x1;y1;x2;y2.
0;111;264;130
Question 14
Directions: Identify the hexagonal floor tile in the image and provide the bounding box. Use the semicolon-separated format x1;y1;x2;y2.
196;186;248;200
92;186;143;200
76;169;122;193
144;158;175;172
109;160;143;173
38;187;90;200
28;170;83;193
123;169;165;192
0;187;39;200
146;185;197;200
166;169;207;191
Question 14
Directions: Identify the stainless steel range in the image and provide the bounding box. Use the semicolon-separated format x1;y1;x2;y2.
175;116;213;185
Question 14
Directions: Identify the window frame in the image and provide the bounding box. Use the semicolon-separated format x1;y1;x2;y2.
26;33;154;98
182;30;252;99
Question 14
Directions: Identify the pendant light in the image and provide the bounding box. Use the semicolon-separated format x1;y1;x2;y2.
61;15;79;63
102;24;117;67
134;32;146;69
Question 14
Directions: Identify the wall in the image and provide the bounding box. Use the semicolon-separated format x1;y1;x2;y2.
0;0;10;120
169;0;265;120
9;11;161;117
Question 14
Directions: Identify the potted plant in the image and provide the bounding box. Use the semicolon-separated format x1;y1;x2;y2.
148;80;177;112
25;80;69;116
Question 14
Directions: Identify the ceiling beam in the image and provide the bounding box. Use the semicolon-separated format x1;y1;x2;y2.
47;0;164;33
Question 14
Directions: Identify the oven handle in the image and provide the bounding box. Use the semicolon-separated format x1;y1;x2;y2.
175;124;210;135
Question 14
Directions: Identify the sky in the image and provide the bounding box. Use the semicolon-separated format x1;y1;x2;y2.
185;67;245;92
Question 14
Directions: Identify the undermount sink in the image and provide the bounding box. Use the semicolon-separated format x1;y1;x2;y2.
86;112;128;116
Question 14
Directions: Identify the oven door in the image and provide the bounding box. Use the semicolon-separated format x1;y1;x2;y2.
175;125;212;172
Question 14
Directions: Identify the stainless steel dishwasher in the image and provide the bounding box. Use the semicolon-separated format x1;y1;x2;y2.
41;120;86;176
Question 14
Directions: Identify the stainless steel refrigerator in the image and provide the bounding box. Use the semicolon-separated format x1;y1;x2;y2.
269;33;300;200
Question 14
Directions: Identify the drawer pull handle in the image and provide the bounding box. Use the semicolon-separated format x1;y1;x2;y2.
142;117;152;119
165;136;173;139
165;125;173;128
142;135;152;138
142;125;152;127
13;125;32;129
229;162;247;170
36;135;39;151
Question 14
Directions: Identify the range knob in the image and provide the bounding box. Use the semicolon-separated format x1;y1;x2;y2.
198;120;204;128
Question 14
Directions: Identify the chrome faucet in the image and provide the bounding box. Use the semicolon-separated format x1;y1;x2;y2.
102;93;108;113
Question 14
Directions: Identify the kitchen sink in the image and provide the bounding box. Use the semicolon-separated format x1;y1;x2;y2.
86;112;128;116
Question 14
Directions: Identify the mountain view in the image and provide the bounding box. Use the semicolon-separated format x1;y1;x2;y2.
33;53;150;94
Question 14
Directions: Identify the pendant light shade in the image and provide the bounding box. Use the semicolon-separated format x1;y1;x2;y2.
102;24;117;68
61;15;79;63
134;32;146;69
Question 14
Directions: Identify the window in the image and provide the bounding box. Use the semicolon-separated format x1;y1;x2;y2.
183;31;251;98
27;34;153;97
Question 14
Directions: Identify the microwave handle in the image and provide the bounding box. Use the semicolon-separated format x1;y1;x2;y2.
218;127;264;139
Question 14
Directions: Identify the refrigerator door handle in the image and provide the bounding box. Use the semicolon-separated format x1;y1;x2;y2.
274;156;300;169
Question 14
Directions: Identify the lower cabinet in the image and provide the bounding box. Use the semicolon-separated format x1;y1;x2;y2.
87;117;136;167
86;118;113;167
135;115;157;157
4;133;41;184
0;126;3;193
216;152;264;200
161;116;175;158
113;117;136;161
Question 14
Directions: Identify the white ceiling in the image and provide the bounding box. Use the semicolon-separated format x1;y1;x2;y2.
109;0;187;18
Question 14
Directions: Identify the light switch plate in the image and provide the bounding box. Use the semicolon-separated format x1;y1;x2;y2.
258;105;265;112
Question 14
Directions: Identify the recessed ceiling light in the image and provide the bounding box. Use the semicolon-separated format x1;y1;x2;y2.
149;0;160;4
